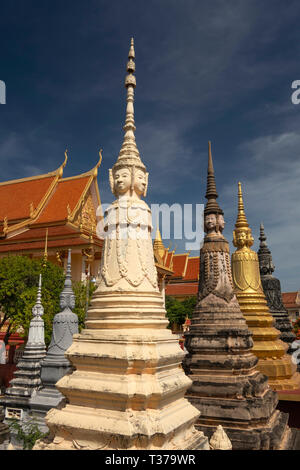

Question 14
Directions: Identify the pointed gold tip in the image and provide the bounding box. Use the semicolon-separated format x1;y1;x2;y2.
131;37;134;45
235;181;249;229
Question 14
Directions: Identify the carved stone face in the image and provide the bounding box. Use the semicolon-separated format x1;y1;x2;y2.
114;168;131;195
134;169;146;196
218;214;225;232
205;214;217;232
60;293;76;311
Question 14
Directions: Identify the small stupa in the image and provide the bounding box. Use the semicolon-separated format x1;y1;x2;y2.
2;274;46;408
0;275;46;448
30;249;78;431
183;143;292;450
231;183;300;391
257;223;295;351
34;39;209;451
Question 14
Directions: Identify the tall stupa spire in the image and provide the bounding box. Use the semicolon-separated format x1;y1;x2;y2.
113;37;146;174
183;153;292;450
235;182;250;230
34;40;208;451
204;141;223;216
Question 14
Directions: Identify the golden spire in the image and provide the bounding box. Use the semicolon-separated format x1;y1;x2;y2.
235;182;249;229
42;228;48;267
153;221;166;260
204;141;223;216
233;182;253;249
231;182;300;392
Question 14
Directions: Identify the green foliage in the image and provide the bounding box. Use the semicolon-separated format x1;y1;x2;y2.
8;418;49;450
165;295;196;327
72;280;98;332
0;256;65;346
0;255;100;346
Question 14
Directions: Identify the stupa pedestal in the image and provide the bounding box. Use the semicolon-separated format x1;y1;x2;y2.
0;406;9;450
257;223;296;350
34;39;208;451
231;184;300;392
183;143;292;450
30;250;78;432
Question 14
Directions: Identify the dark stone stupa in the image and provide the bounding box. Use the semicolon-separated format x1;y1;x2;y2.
183;142;292;450
257;223;295;351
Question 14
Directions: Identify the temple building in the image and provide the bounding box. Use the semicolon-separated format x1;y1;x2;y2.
153;225;175;303
0;152;103;281
165;254;199;300
282;290;300;323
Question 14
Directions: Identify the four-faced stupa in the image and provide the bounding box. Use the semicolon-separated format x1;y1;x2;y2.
183;143;291;450
34;39;209;451
257;223;295;351
231;183;300;391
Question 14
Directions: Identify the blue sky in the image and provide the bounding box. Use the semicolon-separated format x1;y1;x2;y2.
0;0;299;290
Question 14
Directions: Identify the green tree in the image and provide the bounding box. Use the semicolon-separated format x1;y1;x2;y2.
0;256;65;346
165;295;197;328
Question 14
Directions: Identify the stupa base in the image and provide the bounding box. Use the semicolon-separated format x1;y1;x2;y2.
34;403;209;450
194;409;291;450
256;356;300;391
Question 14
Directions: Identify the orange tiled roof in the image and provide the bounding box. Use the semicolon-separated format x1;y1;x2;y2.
0;236;97;253
166;282;198;296
0;175;56;222
183;257;199;281
34;176;90;224
172;254;189;278
282;292;300;309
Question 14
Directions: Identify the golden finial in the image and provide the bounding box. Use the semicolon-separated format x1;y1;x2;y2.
67;203;72;220
56;250;63;266
235;182;249;229
153;220;166;260
92;149;103;178
79;199;84;231
233;182;253;249
3;217;8;234
42;228;48;267
30;202;34;218
64;149;68;167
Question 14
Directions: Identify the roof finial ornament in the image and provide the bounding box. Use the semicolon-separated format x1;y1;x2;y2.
259;222;268;249
42;228;48;267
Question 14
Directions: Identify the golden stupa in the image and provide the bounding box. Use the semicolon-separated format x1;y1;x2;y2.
231;182;300;391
